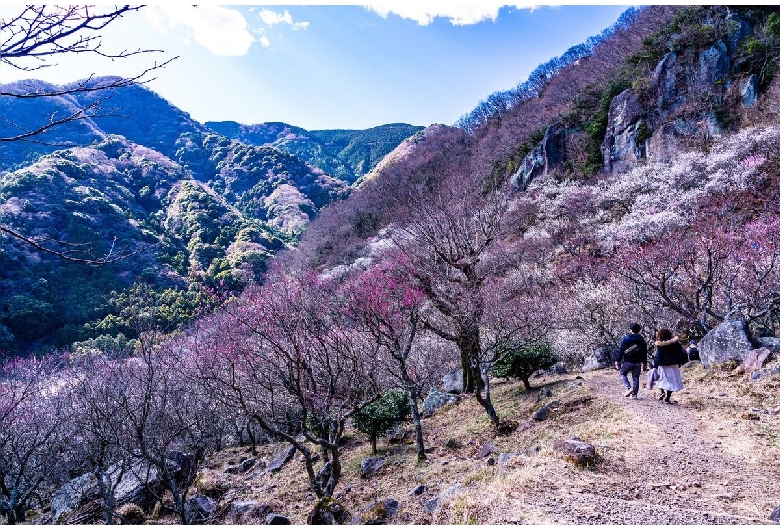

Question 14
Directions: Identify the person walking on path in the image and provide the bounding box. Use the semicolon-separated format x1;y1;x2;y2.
614;322;648;399
653;328;687;403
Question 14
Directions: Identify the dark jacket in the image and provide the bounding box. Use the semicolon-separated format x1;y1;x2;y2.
616;333;648;364
654;341;686;367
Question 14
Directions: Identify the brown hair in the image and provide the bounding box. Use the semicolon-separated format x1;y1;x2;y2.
656;328;672;341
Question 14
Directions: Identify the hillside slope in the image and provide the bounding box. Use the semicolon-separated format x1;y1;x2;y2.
146;362;780;525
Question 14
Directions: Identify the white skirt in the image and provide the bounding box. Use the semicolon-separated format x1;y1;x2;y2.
656;365;684;392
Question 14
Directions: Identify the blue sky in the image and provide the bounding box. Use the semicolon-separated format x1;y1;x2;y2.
0;4;632;130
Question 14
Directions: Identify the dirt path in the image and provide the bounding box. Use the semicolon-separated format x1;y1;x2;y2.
519;371;779;524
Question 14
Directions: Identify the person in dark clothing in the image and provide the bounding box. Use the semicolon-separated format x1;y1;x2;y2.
653;328;686;403
687;340;700;361
614;322;648;399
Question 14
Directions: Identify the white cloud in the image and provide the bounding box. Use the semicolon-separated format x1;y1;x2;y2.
144;6;255;57
364;4;537;26
259;36;271;47
258;8;310;30
259;9;293;26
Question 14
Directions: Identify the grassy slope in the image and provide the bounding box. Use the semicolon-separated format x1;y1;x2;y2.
166;362;780;525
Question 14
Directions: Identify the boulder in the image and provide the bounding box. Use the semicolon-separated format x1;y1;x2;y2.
475;442;495;459
442;369;463;394
411;485;426;496
353;498;399;524
538;386;552;400
699;318;752;368
360;456;385;479
532;404;552;421
496;453;519;474
307;496;352;525
549;362;567;375
267;444;297;473
743;347;771;373
697;40;730;89
167;451;198;490
421;390;459;417
742;74;759;107
771;505;780;522
51;462;161;524
553;438;596;466
266;512;292;525
228;500;269;524
185;494;215;523
424;484;460;515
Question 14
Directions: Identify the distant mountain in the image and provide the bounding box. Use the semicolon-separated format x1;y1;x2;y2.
206;121;424;184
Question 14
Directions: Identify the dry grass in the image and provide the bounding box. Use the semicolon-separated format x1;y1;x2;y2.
191;365;780;524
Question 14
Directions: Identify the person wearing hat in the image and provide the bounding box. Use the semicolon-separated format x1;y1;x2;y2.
614;322;648;399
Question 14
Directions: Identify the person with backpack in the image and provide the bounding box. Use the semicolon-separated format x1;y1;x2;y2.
653;328;687;403
614;322;648;399
687;340;700;361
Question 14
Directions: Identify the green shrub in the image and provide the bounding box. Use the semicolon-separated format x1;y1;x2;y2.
490;342;558;392
351;390;410;454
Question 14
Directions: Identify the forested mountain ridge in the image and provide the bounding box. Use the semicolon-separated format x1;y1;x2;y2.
0;79;415;354
206;120;424;184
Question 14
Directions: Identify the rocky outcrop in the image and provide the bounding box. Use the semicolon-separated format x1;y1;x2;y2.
602;89;647;174
510;124;566;190
741;74;759;107
699;318;753;368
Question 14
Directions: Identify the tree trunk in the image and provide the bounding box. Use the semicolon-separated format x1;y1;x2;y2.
407;387;426;461
471;364;500;427
370;437;377;455
457;325;481;394
521;376;532;391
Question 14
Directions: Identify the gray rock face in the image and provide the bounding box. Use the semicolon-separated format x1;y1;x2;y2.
742;74;759;107
699;318;753;368
267;444;296;473
698;40;730;89
424;484;460;514
421;390;459;417
743;347;771;373
653;52;685;113
553;438;596;466
442;369;463;394
510;123;566;190
51;473;97;524
602;89;647;173
771;505;780;522
360;456;386;479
